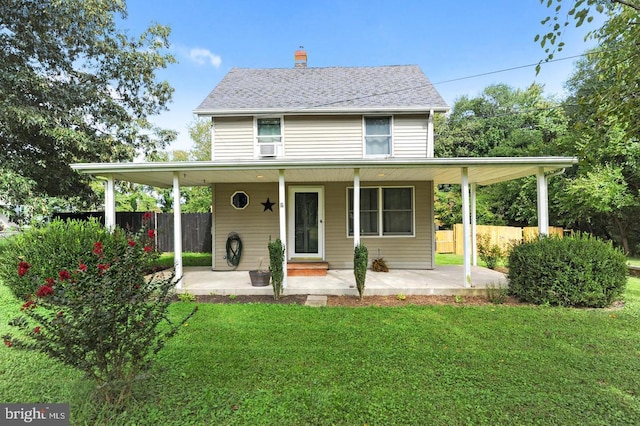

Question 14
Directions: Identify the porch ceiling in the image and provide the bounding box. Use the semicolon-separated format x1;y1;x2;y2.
72;157;577;188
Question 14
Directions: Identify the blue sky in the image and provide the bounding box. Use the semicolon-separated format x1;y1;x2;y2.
123;0;602;151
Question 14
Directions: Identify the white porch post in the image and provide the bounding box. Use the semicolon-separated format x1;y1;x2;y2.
172;172;183;287
427;109;435;158
278;170;288;288
461;167;471;287
536;167;549;236
471;183;477;266
210;184;215;270
104;175;116;230
353;168;361;248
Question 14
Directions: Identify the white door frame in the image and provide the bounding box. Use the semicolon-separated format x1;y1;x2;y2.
287;185;325;260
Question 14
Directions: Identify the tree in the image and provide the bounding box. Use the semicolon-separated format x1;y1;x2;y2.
188;118;212;161
155;120;213;213
538;1;640;140
554;51;640;253
435;84;569;227
0;0;176;203
436;84;567;158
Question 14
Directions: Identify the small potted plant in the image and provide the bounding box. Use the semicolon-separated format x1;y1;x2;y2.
249;257;271;287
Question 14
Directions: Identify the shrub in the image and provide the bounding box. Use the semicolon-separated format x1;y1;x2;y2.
486;283;509;304
354;244;368;300
2;215;197;405
0;218;152;300
268;238;285;300
476;233;503;270
507;234;627;307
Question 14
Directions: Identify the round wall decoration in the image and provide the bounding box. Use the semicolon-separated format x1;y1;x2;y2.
231;191;249;210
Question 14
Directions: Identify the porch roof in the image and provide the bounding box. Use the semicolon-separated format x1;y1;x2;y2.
71;156;578;188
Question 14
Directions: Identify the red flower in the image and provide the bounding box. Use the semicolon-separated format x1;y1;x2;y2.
36;285;54;297
78;263;87;272
127;240;136;247
58;270;71;281
93;241;103;256
142;211;153;221
17;261;31;277
21;300;36;310
45;278;55;287
97;263;110;275
147;229;155;238
4;339;11;348
33;326;40;334
144;245;153;253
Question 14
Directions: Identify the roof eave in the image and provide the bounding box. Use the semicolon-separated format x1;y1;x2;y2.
193;106;451;117
72;156;577;174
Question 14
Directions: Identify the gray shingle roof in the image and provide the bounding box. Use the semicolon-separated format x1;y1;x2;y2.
194;65;448;114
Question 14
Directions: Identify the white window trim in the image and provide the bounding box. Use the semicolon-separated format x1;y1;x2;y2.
363;115;394;158
346;185;415;238
254;116;284;158
230;190;249;210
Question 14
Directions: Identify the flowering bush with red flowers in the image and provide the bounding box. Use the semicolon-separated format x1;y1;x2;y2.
0;218;139;300
2;214;197;405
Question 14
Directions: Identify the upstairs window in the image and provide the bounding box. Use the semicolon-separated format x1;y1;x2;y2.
364;117;392;156
257;118;282;144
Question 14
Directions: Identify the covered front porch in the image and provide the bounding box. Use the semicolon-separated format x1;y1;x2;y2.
177;265;507;297
72;156;577;290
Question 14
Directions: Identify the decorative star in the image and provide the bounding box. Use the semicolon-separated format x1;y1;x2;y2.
261;197;275;212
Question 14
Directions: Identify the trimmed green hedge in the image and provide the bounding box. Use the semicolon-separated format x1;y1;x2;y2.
507;234;627;307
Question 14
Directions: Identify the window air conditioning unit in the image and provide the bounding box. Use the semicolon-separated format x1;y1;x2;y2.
259;143;278;157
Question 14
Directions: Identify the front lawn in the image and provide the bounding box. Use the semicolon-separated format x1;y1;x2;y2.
156;252;212;268
1;278;639;425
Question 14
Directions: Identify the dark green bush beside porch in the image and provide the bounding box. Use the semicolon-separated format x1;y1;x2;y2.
507;234;627;307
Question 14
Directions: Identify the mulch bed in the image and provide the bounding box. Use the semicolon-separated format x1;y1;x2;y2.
189;294;523;307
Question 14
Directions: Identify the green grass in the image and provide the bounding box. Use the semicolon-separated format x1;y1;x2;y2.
436;252;507;268
2;279;639;425
156;252;212;268
0;237;11;253
628;257;640;267
435;252;463;265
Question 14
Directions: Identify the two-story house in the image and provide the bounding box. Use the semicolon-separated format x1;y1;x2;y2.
72;52;576;288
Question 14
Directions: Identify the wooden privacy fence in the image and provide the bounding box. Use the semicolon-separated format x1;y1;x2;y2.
155;213;211;253
54;212;212;253
435;224;564;255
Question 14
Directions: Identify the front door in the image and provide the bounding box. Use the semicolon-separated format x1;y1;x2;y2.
288;186;324;259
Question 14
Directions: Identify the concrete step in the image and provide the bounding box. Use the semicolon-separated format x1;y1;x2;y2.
288;262;328;277
305;295;327;307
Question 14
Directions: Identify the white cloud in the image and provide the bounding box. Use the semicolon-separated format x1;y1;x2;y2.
188;48;222;68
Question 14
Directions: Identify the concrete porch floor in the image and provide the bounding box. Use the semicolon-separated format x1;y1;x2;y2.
177;265;507;297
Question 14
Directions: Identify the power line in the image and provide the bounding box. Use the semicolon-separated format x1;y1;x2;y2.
433;51;607;86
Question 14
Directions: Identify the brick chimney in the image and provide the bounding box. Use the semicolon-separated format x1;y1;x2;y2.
294;47;307;68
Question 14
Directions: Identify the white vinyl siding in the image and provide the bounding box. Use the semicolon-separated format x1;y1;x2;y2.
211;114;429;160
212;117;254;160
213;183;280;271
284;116;362;159
393;115;429;158
212;181;434;270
